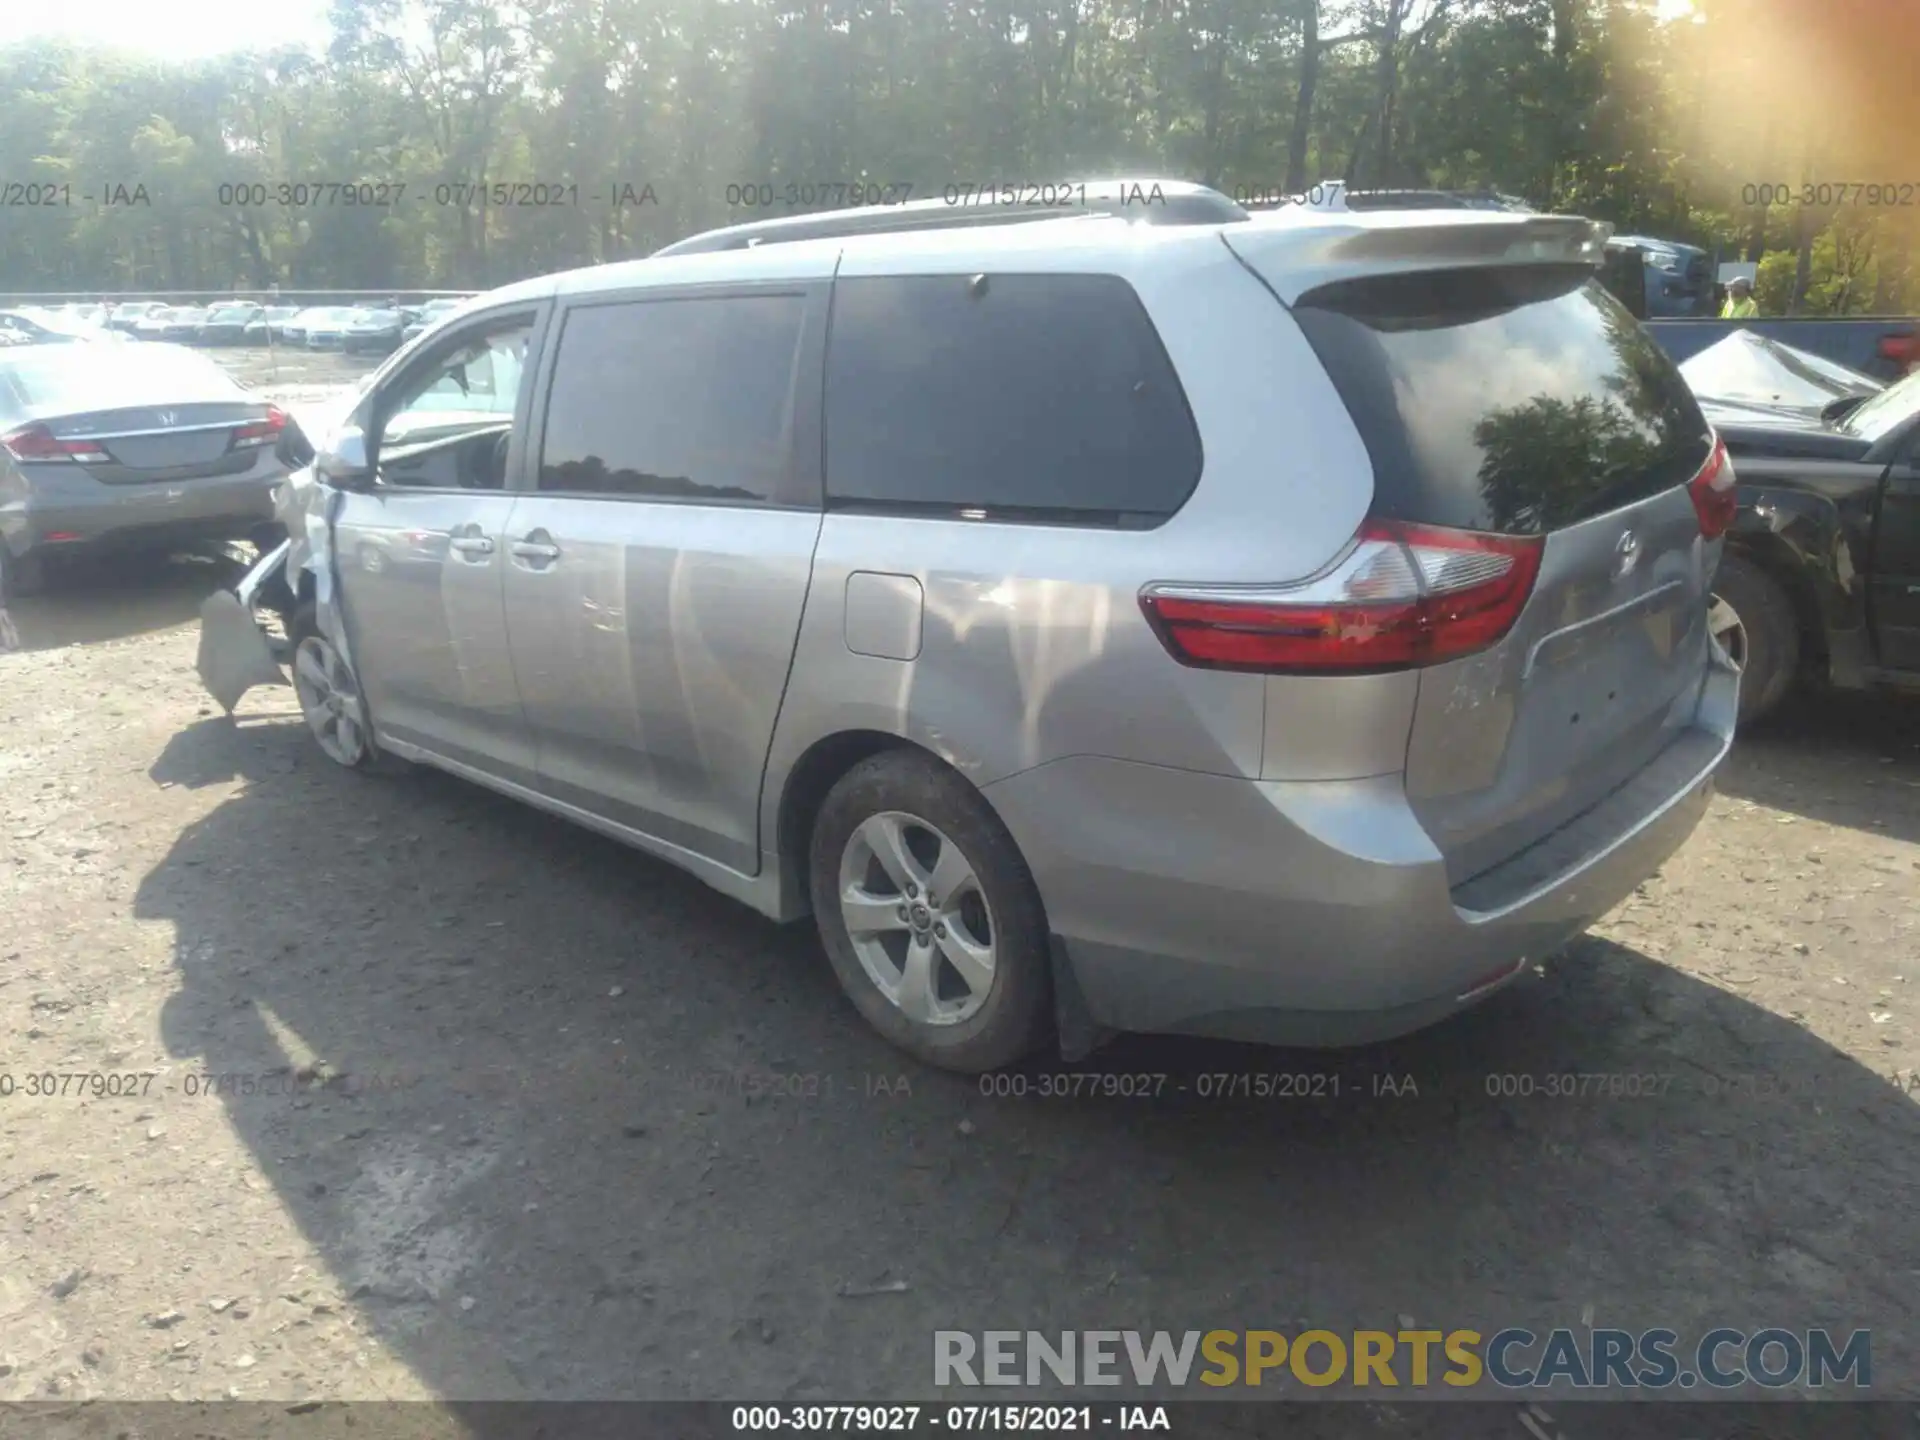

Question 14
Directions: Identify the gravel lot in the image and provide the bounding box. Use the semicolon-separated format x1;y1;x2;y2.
1;349;1917;1424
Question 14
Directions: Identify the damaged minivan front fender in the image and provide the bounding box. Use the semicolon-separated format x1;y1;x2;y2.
194;460;355;715
196;539;293;712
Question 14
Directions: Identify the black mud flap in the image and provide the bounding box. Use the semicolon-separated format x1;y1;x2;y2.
1049;935;1114;1063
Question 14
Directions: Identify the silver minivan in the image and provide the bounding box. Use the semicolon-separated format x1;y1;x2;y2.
199;189;1740;1072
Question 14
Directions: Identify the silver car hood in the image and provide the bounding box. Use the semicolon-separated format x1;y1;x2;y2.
1679;330;1882;414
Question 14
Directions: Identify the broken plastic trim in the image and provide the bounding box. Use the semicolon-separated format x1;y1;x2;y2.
194;461;356;715
196;556;289;712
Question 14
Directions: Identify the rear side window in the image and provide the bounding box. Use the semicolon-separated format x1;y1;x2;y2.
539;294;808;504
824;273;1201;526
1292;265;1714;535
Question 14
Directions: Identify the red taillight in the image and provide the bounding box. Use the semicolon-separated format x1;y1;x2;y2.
1456;956;1529;1002
1;423;108;463
1686;434;1736;540
1139;519;1543;675
1878;332;1918;365
230;404;289;449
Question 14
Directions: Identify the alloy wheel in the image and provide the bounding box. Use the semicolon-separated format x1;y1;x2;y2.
837;811;997;1026
292;632;369;766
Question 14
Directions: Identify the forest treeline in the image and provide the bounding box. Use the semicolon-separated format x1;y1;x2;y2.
1;0;1916;314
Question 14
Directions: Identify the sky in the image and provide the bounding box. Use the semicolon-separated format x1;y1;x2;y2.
17;0;1700;63
15;0;332;62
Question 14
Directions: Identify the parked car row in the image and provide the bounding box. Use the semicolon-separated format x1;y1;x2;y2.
6;298;475;352
282;306;418;354
0;307;126;345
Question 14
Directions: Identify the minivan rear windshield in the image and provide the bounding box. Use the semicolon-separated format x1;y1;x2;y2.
1290;265;1714;535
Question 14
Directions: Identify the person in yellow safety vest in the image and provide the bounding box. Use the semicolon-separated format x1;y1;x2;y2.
1721;275;1759;319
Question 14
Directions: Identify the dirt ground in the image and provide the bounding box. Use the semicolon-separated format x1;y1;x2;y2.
1;350;1918;1426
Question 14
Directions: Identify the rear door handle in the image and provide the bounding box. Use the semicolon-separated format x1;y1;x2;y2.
448;535;495;556
510;539;561;562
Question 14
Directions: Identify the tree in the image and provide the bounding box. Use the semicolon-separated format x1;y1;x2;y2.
0;0;1913;315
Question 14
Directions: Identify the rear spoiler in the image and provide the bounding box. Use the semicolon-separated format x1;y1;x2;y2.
1223;211;1613;307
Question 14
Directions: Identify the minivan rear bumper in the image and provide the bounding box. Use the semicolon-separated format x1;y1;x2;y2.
982;648;1738;1047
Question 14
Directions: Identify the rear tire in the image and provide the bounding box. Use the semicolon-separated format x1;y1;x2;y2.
1;548;48;599
1710;553;1801;726
809;750;1053;1073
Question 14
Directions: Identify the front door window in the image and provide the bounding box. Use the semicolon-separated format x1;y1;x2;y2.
374;321;532;491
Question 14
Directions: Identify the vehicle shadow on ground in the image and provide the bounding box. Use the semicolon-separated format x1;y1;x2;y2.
1717;688;1920;845
149;712;301;790
3;550;249;653
136;716;1919;1409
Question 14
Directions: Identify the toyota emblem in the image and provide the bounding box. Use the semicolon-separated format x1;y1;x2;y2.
1614;529;1642;577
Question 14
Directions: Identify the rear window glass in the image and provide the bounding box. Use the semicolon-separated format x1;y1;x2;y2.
824;273;1201;526
0;349;242;413
1291;266;1713;535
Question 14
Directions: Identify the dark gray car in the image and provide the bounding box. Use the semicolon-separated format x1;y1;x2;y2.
1682;334;1920;720
199;302;265;346
246;306;301;344
0;342;295;595
341;308;408;355
400;297;466;343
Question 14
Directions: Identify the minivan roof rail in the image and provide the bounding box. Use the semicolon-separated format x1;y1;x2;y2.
1341;188;1535;213
1252;181;1537;215
652;179;1251;257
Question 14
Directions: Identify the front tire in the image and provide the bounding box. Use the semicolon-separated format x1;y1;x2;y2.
288;605;395;772
810;750;1053;1073
1710;553;1801;726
